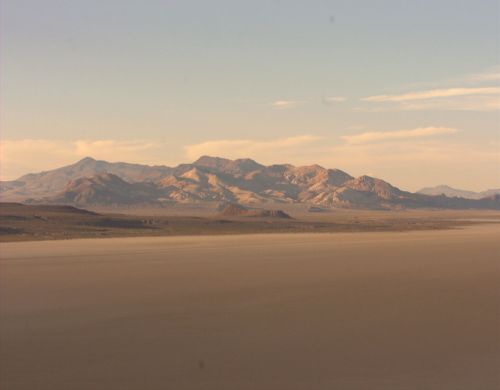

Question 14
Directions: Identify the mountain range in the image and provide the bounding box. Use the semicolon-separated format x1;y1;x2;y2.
1;156;499;210
417;185;500;200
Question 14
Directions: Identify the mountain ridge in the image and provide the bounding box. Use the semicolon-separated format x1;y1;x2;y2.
417;185;500;200
1;156;499;210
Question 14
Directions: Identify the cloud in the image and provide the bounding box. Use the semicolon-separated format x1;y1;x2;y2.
356;96;500;112
394;96;499;112
327;125;497;190
360;67;500;112
270;100;300;109
341;127;459;144
324;138;499;191
73;140;159;157
463;66;500;83
362;87;500;102
0;139;167;180
330;141;499;164
185;135;323;161
361;85;500;112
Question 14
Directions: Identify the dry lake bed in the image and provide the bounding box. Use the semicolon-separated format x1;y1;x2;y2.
1;225;499;389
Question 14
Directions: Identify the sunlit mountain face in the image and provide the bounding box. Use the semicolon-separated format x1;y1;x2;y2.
1;156;498;210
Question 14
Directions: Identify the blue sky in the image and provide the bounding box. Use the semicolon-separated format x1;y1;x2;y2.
1;0;499;190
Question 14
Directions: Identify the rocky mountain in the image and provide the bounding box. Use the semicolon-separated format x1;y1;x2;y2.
194;156;265;175
418;185;500;200
47;173;164;206
1;156;499;210
0;157;173;201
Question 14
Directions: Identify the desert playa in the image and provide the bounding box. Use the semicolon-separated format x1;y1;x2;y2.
2;0;500;389
1;224;499;390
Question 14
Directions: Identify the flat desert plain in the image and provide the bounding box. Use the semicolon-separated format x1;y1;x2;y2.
1;225;499;389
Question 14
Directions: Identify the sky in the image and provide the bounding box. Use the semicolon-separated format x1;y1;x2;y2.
1;0;499;191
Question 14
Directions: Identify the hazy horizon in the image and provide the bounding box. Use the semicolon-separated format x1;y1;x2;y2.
1;0;499;191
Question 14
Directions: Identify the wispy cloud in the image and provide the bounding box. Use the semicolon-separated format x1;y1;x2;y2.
361;85;500;112
363;87;500;102
185;135;322;161
73;139;159;156
360;66;500;112
328;140;499;188
402;96;499;112
357;97;500;112
270;100;300;109
341;127;459;144
325;134;499;191
463;66;500;83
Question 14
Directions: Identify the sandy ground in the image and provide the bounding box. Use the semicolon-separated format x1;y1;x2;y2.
1;225;499;389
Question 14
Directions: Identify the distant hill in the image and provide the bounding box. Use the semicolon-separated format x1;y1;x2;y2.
418;185;500;200
219;203;291;218
1;156;499;210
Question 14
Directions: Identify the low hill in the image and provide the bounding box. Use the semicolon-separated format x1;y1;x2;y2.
219;203;291;218
418;185;500;200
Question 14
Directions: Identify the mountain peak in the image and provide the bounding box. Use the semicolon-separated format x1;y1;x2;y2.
75;156;98;165
79;156;96;162
193;155;263;174
193;155;230;165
